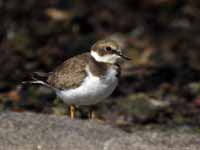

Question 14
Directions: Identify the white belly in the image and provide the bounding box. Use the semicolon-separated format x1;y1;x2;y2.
56;67;118;106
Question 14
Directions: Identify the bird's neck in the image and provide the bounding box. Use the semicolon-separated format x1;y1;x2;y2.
88;53;120;78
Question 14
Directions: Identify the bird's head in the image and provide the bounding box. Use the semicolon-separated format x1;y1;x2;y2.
91;39;131;64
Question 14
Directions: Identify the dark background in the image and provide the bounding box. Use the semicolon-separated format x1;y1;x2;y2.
1;0;200;129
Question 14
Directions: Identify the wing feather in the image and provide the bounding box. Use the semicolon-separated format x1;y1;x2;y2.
47;53;90;90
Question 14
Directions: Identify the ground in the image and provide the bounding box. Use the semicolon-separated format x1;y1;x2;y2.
0;112;199;150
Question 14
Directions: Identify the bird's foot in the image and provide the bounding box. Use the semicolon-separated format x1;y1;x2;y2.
69;105;75;119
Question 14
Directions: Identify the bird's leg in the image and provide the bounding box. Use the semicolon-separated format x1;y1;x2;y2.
88;105;97;120
88;110;96;120
69;104;75;119
88;105;106;122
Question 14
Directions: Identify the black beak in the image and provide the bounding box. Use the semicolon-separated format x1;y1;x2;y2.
117;51;131;60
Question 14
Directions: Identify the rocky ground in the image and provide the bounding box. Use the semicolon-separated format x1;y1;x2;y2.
0;112;199;150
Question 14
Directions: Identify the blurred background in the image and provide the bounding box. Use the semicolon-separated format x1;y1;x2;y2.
0;0;200;130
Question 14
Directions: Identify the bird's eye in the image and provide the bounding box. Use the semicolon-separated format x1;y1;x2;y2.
105;46;112;51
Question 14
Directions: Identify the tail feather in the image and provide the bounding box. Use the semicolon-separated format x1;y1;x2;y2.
22;72;50;86
22;80;47;85
31;72;49;81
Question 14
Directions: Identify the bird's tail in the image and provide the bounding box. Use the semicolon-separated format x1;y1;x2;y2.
22;72;50;86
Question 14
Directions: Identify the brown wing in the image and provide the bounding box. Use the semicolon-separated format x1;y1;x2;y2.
47;53;90;90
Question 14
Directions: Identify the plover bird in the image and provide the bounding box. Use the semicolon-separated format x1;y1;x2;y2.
24;39;130;119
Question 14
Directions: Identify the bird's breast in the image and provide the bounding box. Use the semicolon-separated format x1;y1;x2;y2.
56;67;118;106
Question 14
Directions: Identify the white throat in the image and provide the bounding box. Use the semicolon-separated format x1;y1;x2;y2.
91;51;120;64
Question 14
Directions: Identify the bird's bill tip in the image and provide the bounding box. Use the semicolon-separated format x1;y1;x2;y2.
121;54;131;60
116;50;131;60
